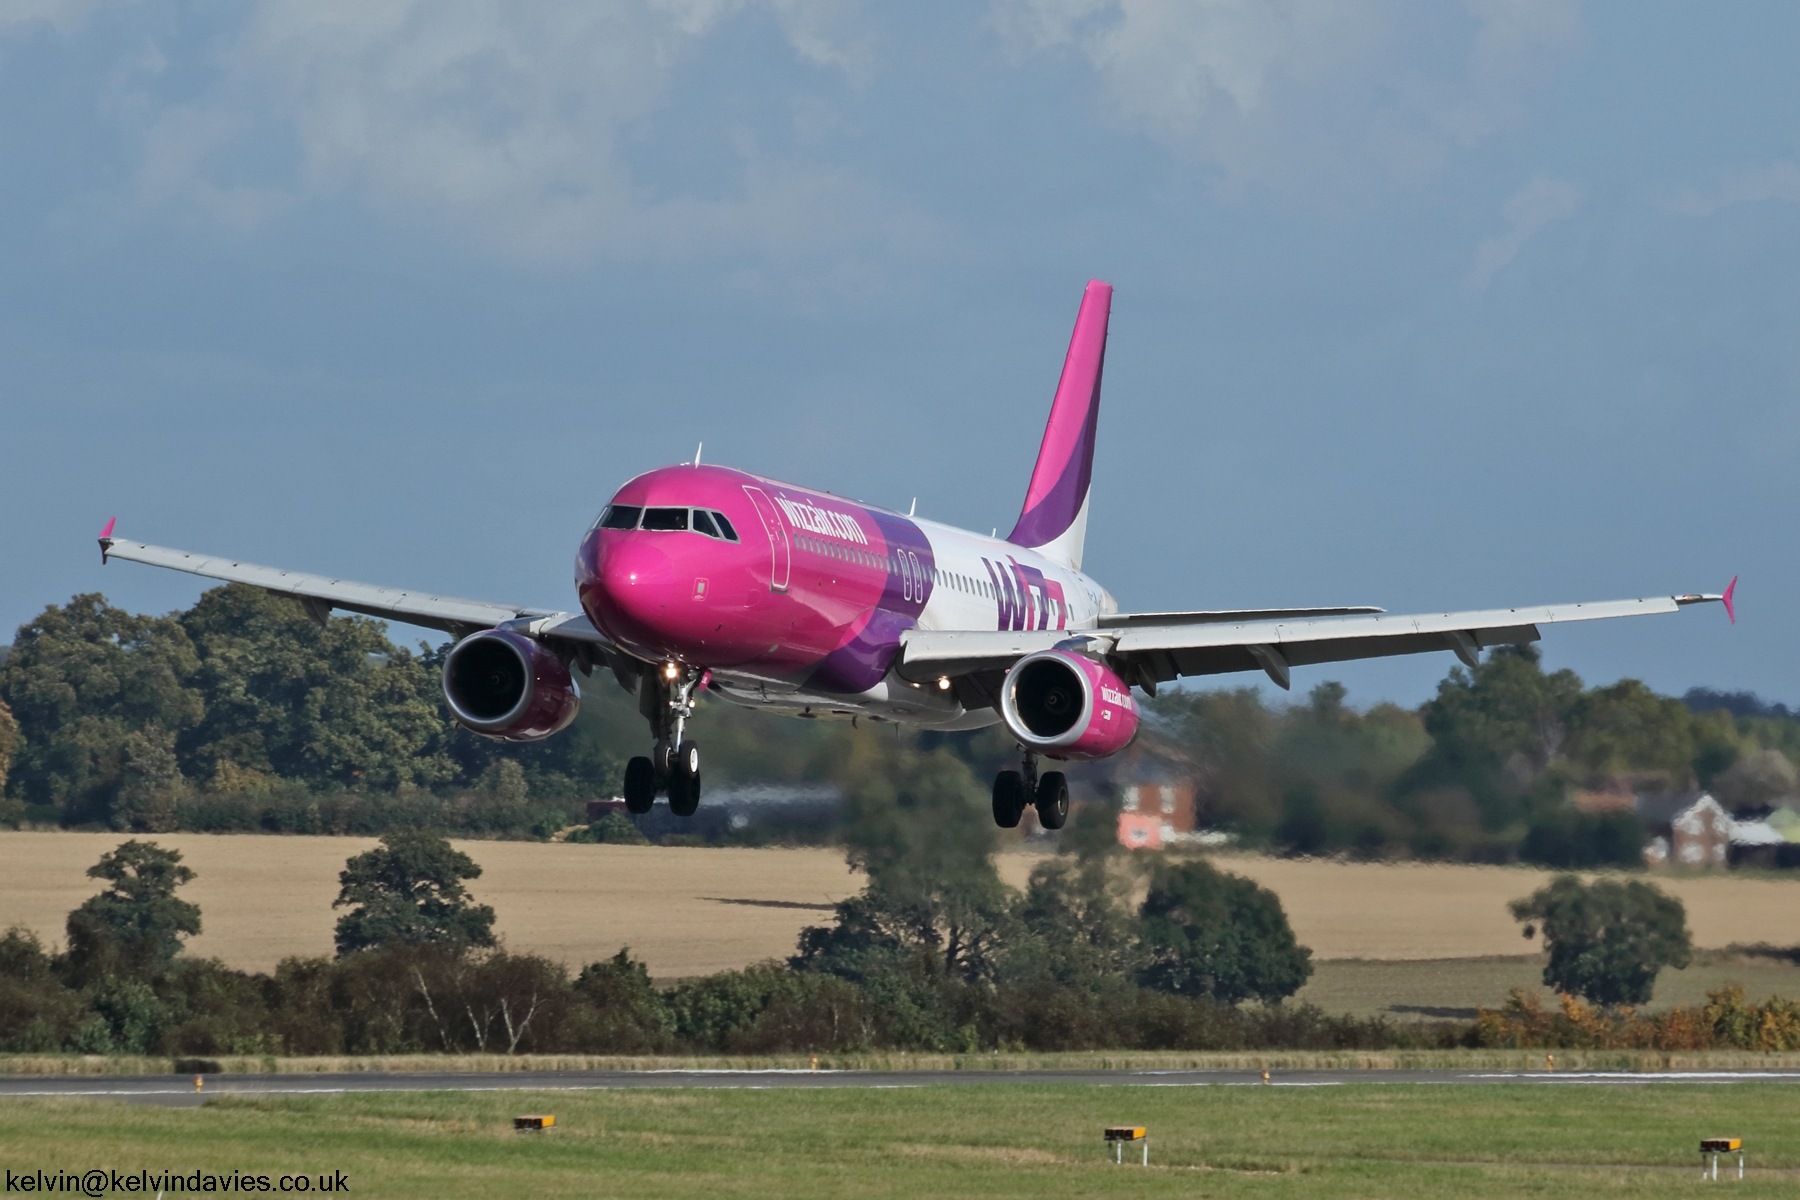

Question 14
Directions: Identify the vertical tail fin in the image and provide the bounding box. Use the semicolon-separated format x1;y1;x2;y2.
1007;279;1111;571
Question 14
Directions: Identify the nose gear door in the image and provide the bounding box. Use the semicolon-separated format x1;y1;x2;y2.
741;485;791;593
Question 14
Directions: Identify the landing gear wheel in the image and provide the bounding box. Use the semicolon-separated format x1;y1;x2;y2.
623;756;656;814
1035;771;1069;830
992;770;1026;828
667;742;701;817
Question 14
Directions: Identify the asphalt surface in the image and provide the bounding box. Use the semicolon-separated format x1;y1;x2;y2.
6;1067;1800;1106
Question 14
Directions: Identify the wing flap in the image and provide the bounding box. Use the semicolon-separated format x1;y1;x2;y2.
1097;606;1383;627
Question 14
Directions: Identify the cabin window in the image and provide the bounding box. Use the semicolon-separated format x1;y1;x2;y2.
712;512;739;542
641;507;689;531
599;505;642;530
691;510;721;538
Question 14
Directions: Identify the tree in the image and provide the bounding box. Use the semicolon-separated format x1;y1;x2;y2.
0;595;203;824
113;724;185;833
800;737;1011;982
1509;875;1692;1006
1405;646;1584;828
65;840;202;979
1005;857;1142;990
1137;859;1312;1005
179;585;454;791
0;697;17;795
333;830;497;955
1565;679;1697;781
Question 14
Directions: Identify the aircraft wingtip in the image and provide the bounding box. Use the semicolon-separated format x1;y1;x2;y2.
1723;575;1737;624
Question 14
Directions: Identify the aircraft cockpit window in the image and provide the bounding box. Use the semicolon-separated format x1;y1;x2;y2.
712;512;739;542
641;507;689;531
599;505;642;530
691;510;720;538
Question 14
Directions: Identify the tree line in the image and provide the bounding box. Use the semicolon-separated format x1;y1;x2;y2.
4;587;1799;866
1;744;1372;1057
4;724;1781;1059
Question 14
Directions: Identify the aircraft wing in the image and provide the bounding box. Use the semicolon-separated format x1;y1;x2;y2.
98;530;618;654
1097;606;1384;627
898;591;1730;692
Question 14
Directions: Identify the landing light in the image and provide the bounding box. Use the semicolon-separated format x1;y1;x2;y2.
664;662;680;680
937;677;951;691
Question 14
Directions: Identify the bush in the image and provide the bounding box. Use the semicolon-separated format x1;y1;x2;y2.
1520;810;1646;869
566;813;649;845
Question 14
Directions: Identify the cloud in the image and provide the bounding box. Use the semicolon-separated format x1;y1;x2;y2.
1664;162;1800;217
17;0;920;274
0;0;95;35
1465;175;1579;290
991;0;1580;197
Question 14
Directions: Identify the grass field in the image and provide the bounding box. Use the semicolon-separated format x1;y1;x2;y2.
5;832;1800;978
2;1084;1796;1197
1293;954;1800;1019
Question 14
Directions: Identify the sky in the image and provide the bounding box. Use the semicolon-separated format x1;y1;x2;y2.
1;0;1795;710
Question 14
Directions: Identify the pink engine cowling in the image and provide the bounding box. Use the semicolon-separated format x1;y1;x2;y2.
997;649;1139;760
441;630;581;742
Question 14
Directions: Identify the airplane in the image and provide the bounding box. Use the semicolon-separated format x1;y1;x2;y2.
96;280;1736;830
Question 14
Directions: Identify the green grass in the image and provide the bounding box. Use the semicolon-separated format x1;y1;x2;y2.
1292;955;1800;1020
3;1084;1797;1197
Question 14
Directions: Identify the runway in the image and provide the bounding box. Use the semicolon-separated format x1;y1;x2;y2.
6;1067;1800;1106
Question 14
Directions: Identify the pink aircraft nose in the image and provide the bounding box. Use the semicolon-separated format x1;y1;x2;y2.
591;535;679;648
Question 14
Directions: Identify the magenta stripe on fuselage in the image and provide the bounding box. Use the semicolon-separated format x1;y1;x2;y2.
578;464;935;693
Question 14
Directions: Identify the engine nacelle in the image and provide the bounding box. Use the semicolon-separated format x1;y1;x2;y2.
442;630;580;742
998;649;1139;760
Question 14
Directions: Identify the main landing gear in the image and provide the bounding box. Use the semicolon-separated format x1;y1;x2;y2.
623;664;703;817
993;750;1069;831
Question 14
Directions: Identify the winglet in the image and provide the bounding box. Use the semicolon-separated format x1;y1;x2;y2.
98;517;116;563
1674;578;1738;623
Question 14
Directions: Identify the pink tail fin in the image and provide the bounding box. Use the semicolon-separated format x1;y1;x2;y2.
1007;280;1111;570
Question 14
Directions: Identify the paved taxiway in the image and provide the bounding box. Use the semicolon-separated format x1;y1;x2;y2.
6;1068;1800;1106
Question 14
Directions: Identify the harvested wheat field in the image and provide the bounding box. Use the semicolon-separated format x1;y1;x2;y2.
0;833;864;977
4;833;1799;977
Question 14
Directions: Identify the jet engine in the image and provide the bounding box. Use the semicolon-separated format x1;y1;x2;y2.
997;649;1138;760
442;630;580;742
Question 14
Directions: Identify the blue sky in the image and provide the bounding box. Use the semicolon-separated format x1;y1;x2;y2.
2;0;1793;708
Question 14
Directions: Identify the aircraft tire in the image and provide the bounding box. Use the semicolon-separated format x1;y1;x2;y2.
992;770;1026;828
667;742;701;817
1035;771;1069;830
623;756;657;814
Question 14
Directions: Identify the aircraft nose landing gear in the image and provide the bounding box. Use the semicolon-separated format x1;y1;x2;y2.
993;751;1069;830
623;664;704;816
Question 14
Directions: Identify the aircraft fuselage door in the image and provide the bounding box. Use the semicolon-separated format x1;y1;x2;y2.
742;486;791;593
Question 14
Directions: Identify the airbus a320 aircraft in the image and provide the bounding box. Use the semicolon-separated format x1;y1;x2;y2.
98;281;1735;830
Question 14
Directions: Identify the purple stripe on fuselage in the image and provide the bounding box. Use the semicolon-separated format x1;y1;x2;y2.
804;510;934;694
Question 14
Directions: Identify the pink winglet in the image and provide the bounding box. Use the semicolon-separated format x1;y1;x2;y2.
1722;575;1737;624
698;669;712;693
99;517;116;540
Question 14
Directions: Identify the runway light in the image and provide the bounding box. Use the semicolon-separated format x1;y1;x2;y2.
664;663;680;680
937;677;951;690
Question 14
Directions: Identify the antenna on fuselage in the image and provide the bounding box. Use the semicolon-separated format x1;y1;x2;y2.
693;443;703;466
908;498;916;516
